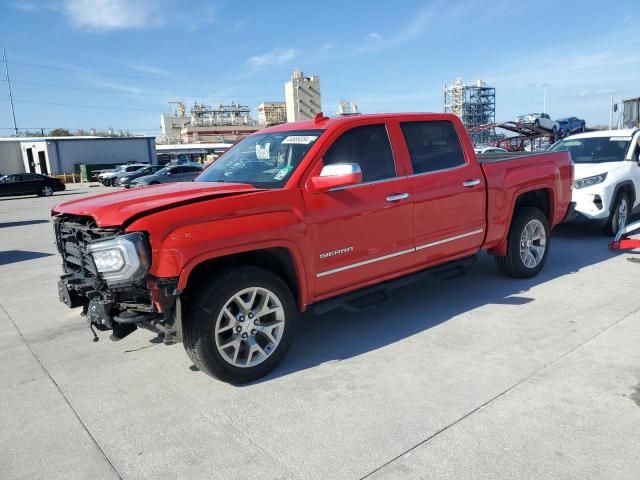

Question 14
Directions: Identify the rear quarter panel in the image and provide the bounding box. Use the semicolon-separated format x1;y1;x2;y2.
481;151;572;255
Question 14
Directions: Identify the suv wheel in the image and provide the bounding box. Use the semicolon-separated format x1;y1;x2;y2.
605;191;629;236
184;266;297;383
495;207;550;278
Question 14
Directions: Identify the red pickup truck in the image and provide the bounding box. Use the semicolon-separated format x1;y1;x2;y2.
53;113;573;383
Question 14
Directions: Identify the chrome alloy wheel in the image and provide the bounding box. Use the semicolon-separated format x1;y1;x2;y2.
519;219;546;268
616;197;628;231
42;186;54;196
214;287;285;368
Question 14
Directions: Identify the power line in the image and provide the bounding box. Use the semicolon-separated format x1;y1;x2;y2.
6;60;283;85
2;97;164;112
2;49;18;135
6;59;422;95
0;126;160;131
3;79;280;99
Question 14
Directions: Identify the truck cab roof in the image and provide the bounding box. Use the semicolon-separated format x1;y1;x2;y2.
260;112;458;133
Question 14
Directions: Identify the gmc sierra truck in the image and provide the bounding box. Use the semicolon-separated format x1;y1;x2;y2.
53;113;573;383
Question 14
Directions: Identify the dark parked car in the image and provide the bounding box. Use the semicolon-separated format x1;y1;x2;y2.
99;164;149;186
0;173;66;197
130;164;203;187
557;117;586;136
115;165;164;188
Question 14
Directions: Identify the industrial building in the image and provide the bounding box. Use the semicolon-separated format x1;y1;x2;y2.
285;68;322;122
444;78;496;144
0;136;156;176
623;96;640;128
257;102;287;126
337;100;360;116
183;102;259;143
160;102;189;144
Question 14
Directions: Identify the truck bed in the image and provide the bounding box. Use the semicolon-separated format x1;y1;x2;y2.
479;150;573;254
477;151;556;164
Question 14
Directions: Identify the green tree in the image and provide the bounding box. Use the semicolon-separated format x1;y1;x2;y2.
49;128;72;137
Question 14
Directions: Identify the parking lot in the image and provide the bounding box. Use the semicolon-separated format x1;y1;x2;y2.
1;184;640;480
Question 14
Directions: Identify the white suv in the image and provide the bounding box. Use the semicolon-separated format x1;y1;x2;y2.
549;129;640;235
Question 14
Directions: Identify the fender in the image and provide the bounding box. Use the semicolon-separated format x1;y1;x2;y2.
177;239;310;310
611;180;636;211
487;184;556;256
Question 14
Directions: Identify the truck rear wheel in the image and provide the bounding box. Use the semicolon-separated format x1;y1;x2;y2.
495;207;550;278
184;266;297;383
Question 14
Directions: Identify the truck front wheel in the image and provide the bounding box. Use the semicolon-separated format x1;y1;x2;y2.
184;266;297;383
495;207;550;278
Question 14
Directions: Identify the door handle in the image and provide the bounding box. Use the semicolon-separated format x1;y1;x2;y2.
386;193;409;202
462;179;481;187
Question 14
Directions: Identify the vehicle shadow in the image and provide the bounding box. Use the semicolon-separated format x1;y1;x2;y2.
0;219;50;229
0;250;54;266
0;192;83;202
245;224;624;385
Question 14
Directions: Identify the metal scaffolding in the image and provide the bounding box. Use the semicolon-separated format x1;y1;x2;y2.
189;102;257;127
443;78;496;145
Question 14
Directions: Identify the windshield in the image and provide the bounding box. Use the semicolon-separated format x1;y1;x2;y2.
549;137;631;163
196;129;323;188
154;167;170;176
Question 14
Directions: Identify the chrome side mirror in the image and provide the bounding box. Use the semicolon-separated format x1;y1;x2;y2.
308;163;363;193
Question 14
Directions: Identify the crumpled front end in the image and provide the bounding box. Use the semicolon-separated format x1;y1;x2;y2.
54;214;180;342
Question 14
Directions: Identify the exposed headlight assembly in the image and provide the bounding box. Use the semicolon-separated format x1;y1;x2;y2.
88;232;150;283
574;173;607;189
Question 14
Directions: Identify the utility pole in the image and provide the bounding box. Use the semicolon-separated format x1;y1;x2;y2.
2;48;18;136
609;94;614;130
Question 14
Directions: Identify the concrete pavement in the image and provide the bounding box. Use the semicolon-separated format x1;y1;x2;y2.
1;184;639;479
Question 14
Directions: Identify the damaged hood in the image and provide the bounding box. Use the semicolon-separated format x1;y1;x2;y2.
52;181;259;227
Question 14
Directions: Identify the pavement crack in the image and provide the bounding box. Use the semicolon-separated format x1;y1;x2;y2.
359;305;640;480
0;302;124;480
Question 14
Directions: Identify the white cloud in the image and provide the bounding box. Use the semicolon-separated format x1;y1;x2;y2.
478;29;640;122
62;0;162;31
246;48;298;69
129;63;170;76
8;2;38;11
60;0;216;32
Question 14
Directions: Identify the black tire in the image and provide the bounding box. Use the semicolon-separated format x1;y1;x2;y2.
534;120;540;128
604;191;629;236
149;181;160;185
495;207;550;278
39;185;54;197
184;266;298;383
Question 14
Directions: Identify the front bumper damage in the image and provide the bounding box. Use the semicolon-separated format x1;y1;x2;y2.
54;215;182;343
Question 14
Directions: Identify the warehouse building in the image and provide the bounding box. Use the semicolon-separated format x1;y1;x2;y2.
0;136;156;176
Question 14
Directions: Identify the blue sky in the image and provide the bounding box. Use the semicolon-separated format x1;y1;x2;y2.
1;0;639;135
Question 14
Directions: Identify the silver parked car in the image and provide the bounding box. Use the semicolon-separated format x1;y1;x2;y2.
130;164;204;187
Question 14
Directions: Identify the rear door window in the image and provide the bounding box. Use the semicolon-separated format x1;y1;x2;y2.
323;124;396;183
400;121;466;174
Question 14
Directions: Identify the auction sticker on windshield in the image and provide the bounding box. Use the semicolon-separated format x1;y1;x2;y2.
610;137;632;142
282;135;318;144
273;166;293;180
